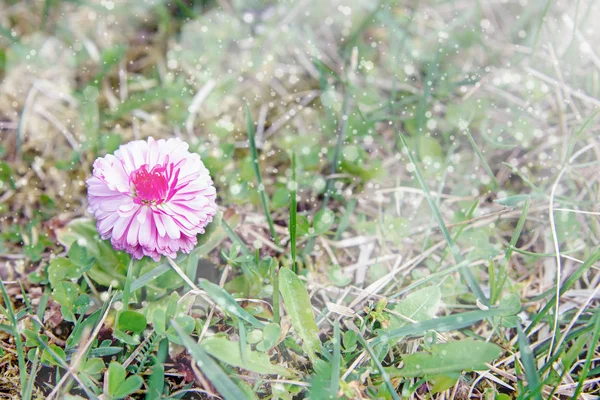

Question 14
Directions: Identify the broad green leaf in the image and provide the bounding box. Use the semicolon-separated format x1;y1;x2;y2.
51;281;80;308
81;358;104;376
0;162;15;189
314;209;335;234
430;374;460;394
117;310;147;333
165;315;195;345
499;294;521;316
113;375;143;399
68;242;95;270
173;322;247;400
56;219;129;287
388;340;503;377
108;362;126;395
202;336;293;377
146;359;164;400
48;257;80;287
256;323;281;352
107;361;143;399
41;344;66;367
113;329;139;346
279;268;321;362
385;286;441;330
199;279;264;328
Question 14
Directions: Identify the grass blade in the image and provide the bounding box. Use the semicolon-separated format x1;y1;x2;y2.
356;334;400;400
372;307;506;346
199;279;264;328
0;280;27;395
334;198;357;240
517;325;543;400
23;348;40;400
271;261;280;324
322;90;349;208
173;322;247;400
397;129;487;305
246;104;279;244
572;311;600;399
222;219;251;257
491;198;530;304
330;321;341;395
289;151;298;272
464;127;498;190
526;247;600;334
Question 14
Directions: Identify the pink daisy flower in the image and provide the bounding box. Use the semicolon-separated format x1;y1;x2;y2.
86;137;217;261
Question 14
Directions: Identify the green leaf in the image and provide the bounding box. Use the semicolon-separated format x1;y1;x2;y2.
113;375;143;399
202;336;293;377
255;323;281;352
107;361;125;394
146;358;164;400
51;281;80;308
68;242;95;270
494;194;533;207
100;133;122;153
430;374;460;394
113;329;139;346
41;344;66;367
48;258;80;287
314;209;335;234
173;322;247;400
199;279;264;328
385;286;441;330
279;268;321;362
389;340;503;377
107;361;143;399
56;219;128;288
499;294;521;316
81;358;104;376
272;186;290;209
0;162;15;189
117;310;147;333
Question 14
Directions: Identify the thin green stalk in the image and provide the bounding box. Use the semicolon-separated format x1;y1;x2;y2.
222;219;251;257
322;92;349;208
464;127;498;190
330;321;341;395
491;198;530;304
356;334;400;400
0;280;26;395
397;129;488;306
23;348;40;400
289;151;297;273
302;86;350;258
335;198;356;240
115;258;135;332
272;262;280;324
245;104;279;245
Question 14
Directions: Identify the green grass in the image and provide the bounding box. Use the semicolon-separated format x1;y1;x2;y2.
0;0;599;399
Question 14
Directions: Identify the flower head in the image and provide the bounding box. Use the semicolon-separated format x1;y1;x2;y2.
86;137;217;261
